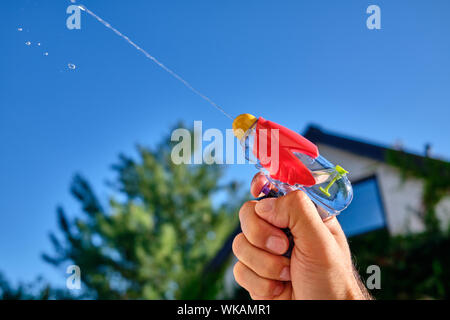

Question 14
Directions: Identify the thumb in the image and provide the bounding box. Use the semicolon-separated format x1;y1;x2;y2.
254;190;335;257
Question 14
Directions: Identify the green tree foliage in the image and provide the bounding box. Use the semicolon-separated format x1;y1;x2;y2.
0;273;75;300
42;127;242;299
0;273;49;300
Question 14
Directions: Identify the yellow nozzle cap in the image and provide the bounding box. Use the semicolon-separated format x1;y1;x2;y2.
232;113;257;141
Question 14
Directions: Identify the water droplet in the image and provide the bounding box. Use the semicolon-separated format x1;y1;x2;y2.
18;27;23;32
44;52;49;56
37;42;41;46
68;63;76;70
25;41;31;46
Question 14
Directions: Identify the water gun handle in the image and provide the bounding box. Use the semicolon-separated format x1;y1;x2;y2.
255;184;294;258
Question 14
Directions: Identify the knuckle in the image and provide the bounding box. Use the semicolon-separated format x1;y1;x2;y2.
232;233;246;257
232;263;239;280
287;189;308;205
233;262;245;283
239;205;261;244
284;190;313;217
244;223;261;246
238;201;255;221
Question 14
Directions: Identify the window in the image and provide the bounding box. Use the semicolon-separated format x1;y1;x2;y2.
337;176;386;237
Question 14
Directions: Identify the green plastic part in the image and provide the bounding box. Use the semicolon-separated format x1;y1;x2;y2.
319;186;331;197
335;165;349;175
318;165;349;197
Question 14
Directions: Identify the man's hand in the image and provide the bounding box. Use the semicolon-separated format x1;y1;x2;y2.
232;173;370;300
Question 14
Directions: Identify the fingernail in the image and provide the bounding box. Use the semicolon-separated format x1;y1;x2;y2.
280;267;291;281
256;198;275;213
266;236;286;254
273;283;284;296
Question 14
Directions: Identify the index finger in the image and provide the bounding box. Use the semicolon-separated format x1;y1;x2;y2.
250;172;269;197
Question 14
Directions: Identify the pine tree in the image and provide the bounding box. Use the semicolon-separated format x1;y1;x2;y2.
43;127;242;299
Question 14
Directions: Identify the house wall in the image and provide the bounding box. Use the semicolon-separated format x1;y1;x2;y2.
317;144;450;234
436;198;450;228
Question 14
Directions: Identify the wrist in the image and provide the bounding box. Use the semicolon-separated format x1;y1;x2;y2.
345;284;365;300
345;276;371;300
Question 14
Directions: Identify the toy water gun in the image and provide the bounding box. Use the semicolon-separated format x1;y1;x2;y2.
232;114;353;255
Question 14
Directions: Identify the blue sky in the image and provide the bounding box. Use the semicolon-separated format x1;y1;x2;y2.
1;0;449;287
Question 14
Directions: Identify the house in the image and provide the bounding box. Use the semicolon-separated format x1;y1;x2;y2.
209;124;450;297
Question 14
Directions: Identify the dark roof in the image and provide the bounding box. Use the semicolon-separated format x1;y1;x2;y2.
207;124;448;271
303;124;449;166
303;125;390;162
304;124;418;163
